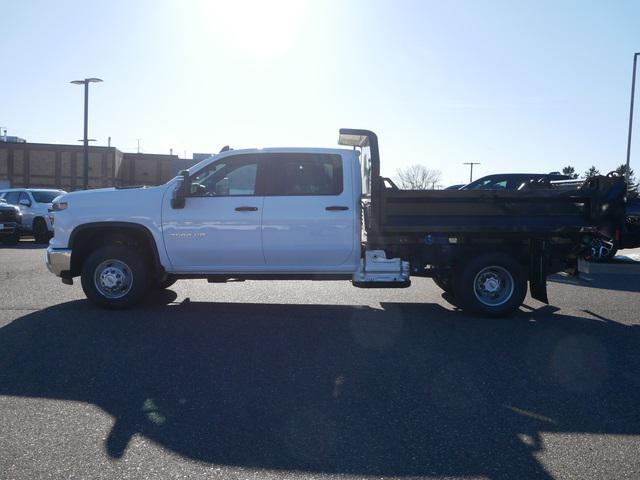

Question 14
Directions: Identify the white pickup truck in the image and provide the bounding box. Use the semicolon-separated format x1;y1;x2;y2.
46;129;627;316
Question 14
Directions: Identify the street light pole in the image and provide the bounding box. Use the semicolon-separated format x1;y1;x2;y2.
625;53;640;188
71;77;103;190
83;81;89;189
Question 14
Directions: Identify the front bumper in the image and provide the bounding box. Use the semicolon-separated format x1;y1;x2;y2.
46;246;72;277
0;222;18;235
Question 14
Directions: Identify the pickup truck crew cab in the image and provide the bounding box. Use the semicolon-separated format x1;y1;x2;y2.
0;188;66;243
46;129;627;317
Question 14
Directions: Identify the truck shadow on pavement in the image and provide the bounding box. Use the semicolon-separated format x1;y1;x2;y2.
0;240;48;250
548;273;640;292
0;295;638;479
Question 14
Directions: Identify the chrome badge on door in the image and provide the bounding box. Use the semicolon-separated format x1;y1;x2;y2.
168;232;207;238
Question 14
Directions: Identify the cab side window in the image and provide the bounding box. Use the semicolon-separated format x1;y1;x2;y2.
18;192;31;205
269;154;343;196
189;156;259;197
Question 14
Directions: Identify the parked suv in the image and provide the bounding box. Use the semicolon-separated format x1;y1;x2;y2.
0;198;21;244
0;189;66;243
461;173;572;190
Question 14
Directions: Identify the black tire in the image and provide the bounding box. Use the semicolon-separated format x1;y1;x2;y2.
81;245;151;309
0;231;20;245
33;218;51;244
155;274;178;290
432;273;453;293
452;253;527;318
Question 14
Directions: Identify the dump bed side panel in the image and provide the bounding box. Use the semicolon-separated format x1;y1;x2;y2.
373;176;626;235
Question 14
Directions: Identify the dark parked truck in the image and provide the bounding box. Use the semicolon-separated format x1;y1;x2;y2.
0;200;21;245
45;129;627;317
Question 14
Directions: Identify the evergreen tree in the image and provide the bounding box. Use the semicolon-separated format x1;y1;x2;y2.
614;164;636;183
561;165;578;179
583;166;600;179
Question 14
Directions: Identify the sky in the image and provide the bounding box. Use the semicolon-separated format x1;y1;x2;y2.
2;0;640;186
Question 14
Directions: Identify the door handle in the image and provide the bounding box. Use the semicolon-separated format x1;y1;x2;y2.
235;206;258;211
325;205;349;211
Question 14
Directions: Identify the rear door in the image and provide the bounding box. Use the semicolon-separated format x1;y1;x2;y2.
261;152;356;268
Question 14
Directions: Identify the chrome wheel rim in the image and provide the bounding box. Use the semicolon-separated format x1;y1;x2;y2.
94;259;133;299
473;266;514;307
590;238;614;259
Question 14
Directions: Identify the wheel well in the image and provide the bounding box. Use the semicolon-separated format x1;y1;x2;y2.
69;223;163;278
33;216;46;229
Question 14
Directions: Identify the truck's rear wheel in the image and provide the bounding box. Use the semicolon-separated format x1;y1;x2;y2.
81;245;151;309
452;253;527;317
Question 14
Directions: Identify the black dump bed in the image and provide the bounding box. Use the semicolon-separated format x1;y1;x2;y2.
338;128;627;237
376;176;626;234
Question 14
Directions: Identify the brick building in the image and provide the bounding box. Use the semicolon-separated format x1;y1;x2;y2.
0;142;196;190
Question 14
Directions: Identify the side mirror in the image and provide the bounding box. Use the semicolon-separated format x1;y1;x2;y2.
171;170;189;209
19;198;31;207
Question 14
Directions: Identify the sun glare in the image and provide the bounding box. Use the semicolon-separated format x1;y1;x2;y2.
200;0;308;60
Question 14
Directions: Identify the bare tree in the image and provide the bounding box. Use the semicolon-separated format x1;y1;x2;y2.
395;165;443;190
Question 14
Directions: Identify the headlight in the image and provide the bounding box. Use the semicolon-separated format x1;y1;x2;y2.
52;201;68;211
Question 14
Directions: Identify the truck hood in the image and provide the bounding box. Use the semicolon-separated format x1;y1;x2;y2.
59;185;166;203
0;203;20;213
49;183;173;250
56;184;172;217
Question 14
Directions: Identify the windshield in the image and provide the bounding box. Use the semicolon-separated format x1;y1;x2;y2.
30;190;64;203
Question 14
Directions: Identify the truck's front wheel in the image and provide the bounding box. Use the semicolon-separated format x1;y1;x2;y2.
81;245;150;309
452;253;527;317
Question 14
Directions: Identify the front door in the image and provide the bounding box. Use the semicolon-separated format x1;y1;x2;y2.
18;191;35;230
162;154;265;272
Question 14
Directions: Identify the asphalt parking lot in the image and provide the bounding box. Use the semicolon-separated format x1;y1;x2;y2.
1;242;639;480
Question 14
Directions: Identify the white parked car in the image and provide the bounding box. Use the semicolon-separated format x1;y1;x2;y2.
0;188;66;243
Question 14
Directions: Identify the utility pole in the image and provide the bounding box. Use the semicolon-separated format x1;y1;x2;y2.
463;162;481;183
626;53;639;188
136;138;141;154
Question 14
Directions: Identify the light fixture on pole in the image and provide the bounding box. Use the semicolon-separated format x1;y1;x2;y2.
70;77;103;189
625;53;639;189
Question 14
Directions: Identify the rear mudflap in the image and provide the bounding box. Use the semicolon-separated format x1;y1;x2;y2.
530;240;549;304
